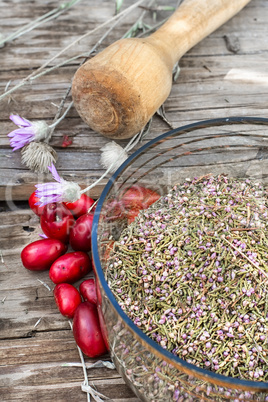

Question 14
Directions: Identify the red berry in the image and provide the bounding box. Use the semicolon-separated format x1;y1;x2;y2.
54;283;82;318
21;239;67;271
64;194;95;218
40;203;75;244
69;213;94;252
73;302;108;358
49;251;92;284
79;279;97;304
28;191;45;216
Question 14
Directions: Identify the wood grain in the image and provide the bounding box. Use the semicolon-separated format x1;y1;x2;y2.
0;1;268;401
0;206;139;401
0;0;267;201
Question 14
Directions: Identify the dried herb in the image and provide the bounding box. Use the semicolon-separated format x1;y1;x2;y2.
107;174;268;381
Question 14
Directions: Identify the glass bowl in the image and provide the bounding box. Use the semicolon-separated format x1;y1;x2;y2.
92;117;268;402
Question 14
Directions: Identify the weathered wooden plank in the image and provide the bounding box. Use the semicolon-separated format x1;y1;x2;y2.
0;380;138;402
0;0;267;200
1;1;268;401
1;116;268;202
0;244;87;339
0;0;174;78
1;51;268;201
1;1;267;125
1;55;268;128
0;209;74;338
0;208;137;401
0;1;266;73
0;330;81;365
0;330;138;400
1;361;124;386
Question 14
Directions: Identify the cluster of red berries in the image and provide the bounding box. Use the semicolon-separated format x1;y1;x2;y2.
21;185;160;357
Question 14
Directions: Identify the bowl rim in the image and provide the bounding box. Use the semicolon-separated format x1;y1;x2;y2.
92;116;268;392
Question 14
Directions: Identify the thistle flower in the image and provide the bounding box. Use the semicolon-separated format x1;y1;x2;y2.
21;142;57;173
35;163;81;206
100;141;129;173
8;114;51;151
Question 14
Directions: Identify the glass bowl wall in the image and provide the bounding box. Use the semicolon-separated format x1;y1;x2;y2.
92;117;268;402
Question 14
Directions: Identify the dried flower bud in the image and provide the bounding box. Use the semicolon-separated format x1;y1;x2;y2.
35;163;81;206
8;115;51;151
100;141;128;173
21;142;57;173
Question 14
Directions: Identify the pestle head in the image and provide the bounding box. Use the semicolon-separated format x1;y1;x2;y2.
72;38;173;139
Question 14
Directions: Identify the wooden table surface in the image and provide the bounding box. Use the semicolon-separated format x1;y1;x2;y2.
1;0;267;400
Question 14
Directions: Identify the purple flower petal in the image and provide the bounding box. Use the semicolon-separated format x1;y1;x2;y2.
39;195;61;207
36;183;62;193
35;179;64;207
10;114;31;127
11;145;25;152
8;131;34;151
34;165;80;207
9;130;33;140
7;116;35;151
39;233;48;239
7;128;34;138
47;163;62;183
35;182;62;196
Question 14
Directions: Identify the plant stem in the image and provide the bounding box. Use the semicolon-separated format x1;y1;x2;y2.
0;0;81;47
81;122;151;196
0;0;146;102
49;101;74;129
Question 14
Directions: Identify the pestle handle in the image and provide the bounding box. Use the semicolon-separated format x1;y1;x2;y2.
72;0;252;139
146;0;252;66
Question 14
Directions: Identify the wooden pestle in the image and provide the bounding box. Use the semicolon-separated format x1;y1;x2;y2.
72;0;251;139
